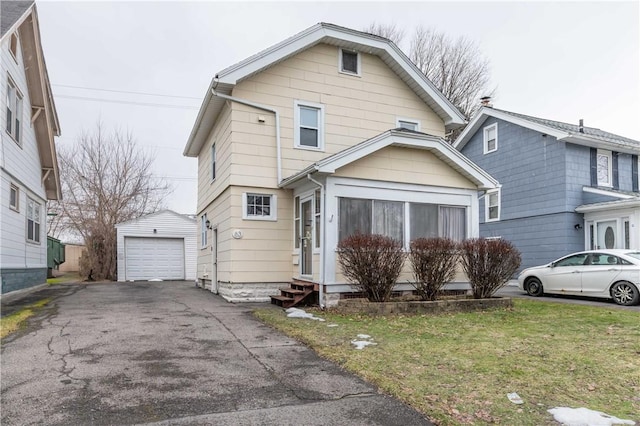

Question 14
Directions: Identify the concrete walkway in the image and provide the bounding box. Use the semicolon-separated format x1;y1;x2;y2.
1;281;432;425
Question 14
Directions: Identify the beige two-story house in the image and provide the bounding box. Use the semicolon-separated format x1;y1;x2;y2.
184;23;499;307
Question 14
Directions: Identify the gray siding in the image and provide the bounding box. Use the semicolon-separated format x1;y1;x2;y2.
1;268;47;294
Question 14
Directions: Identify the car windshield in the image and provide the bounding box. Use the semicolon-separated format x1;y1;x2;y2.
625;252;640;260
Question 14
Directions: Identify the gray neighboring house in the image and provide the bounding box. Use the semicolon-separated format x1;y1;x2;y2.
454;106;640;270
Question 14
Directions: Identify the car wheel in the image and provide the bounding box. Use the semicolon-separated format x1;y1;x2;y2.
611;282;640;306
525;278;543;297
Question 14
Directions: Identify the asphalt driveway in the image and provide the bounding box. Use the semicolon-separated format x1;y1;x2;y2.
1;281;431;426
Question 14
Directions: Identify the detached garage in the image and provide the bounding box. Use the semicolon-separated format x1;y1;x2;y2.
116;210;197;282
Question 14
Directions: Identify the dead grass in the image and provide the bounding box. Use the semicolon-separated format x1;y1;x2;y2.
255;300;640;425
1;299;51;339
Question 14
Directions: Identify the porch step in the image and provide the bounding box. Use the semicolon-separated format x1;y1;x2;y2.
270;280;318;308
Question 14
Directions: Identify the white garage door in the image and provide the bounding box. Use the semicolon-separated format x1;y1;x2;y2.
124;237;185;280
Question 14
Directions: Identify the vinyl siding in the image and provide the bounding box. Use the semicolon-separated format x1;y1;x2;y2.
231;43;446;185
333;146;476;189
197;187;232;283
116;211;197;281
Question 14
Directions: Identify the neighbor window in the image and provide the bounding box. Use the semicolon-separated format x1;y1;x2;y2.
6;78;23;143
10;184;19;211
243;193;277;221
201;214;208;247
26;198;41;243
624;220;630;249
339;48;360;75
338;198;467;244
397;118;420;131
9;33;19;60
294;100;324;150
597;149;612;187
486;189;500;222
211;144;216;181
483;123;497;154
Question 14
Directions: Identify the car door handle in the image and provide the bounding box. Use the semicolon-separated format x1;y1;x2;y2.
572;271;580;274
607;268;618;271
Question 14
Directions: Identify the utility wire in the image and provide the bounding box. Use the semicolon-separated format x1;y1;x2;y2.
53;84;202;100
55;94;200;110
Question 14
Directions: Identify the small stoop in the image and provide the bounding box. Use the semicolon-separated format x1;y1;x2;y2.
270;279;318;308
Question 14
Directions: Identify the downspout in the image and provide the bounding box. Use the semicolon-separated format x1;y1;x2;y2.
307;174;325;309
211;89;282;184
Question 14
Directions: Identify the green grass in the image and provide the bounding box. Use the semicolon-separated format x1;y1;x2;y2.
1;299;51;339
255;300;640;425
47;271;81;284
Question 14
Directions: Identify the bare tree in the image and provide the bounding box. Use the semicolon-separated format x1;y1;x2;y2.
57;123;171;280
410;26;494;120
362;22;405;46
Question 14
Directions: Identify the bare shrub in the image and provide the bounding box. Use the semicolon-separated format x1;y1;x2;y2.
459;239;521;299
337;234;406;302
409;238;459;301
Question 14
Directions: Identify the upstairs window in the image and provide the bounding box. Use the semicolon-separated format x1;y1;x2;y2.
596;149;612;187
211;144;216;181
10;184;19;211
486;189;500;222
6;78;23;144
339;48;360;76
397;118;420;132
483;123;497;154
294;100;324;150
243;193;277;221
27;198;41;243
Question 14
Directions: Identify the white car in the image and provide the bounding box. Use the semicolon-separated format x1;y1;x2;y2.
518;250;640;306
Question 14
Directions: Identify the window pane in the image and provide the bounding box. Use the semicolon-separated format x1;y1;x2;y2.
34;222;40;242
300;128;318;147
339;198;371;242
440;207;466;241
315;190;321;214
373;200;403;243
295;218;300;249
487;139;496;151
294;196;300;218
399;121;417;131
342;50;358;73
27;220;33;241
410;203;438;240
300;107;318;127
10;187;17;207
597;154;609;184
262;196;270;207
488;206;499;220
315;215;320;248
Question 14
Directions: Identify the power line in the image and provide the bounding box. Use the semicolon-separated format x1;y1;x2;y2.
53;84;202;100
55;94;200;110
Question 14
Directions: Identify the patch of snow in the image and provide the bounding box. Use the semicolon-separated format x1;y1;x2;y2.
148;278;163;282
285;307;326;321
356;334;371;339
351;340;377;350
507;392;523;404
548;407;635;426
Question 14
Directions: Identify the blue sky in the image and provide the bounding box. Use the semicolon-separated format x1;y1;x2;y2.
36;1;640;214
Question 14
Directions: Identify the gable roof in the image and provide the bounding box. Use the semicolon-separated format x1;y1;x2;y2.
184;22;466;157
2;2;62;200
280;128;499;190
115;210;197;228
454;107;640;155
1;0;34;38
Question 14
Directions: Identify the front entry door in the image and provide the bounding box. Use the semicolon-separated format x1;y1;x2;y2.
596;220;617;249
300;199;313;276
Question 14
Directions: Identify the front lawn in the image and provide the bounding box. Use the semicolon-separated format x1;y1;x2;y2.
255;300;640;425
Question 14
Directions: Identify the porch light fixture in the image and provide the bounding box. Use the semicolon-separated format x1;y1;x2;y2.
574;224;583;230
205;219;212;229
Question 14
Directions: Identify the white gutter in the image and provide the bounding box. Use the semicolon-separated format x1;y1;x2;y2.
306;174;325;309
211;89;282;184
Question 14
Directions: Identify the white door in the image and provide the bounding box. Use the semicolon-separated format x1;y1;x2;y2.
125;237;185;280
596;220;617;249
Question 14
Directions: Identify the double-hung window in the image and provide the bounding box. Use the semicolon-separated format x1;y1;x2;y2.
596;149;612;187
26;198;41;243
294;100;324;150
243;193;277;221
6;78;23;143
483;123;497;154
10;184;19;211
486;189;500;222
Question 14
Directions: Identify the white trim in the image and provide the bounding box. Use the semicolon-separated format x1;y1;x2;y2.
483;123;498;154
242;192;278;221
338;47;361;77
396;117;421;131
293;100;325;151
581;186;636;200
485;188;500;222
596;149;612;187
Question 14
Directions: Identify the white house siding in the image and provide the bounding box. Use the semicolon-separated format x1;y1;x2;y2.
1;33;48;294
116;211;197;282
